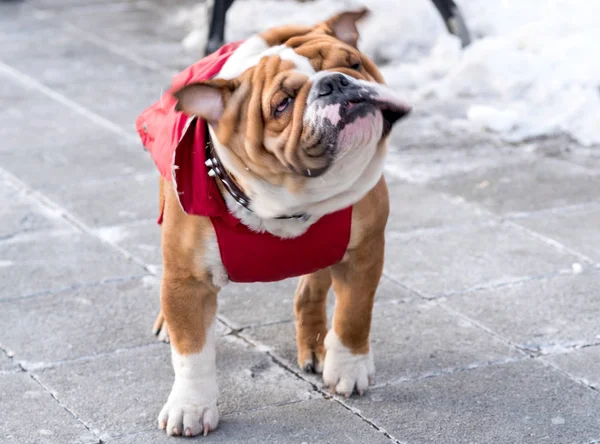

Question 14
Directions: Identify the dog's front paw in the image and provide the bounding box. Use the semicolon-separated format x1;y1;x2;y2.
323;330;375;397
158;397;219;437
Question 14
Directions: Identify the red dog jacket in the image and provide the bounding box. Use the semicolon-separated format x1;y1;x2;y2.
136;42;352;283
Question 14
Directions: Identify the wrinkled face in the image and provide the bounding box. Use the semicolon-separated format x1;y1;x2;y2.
175;9;410;215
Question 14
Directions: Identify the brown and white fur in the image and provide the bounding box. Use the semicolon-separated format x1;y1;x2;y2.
152;8;411;437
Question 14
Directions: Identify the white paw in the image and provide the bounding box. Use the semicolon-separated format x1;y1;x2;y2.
159;327;219;437
323;330;375;397
158;396;219;437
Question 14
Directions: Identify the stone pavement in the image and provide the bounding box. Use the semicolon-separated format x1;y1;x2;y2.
1;1;600;443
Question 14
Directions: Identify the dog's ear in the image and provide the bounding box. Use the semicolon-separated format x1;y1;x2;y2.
173;78;234;124
322;7;369;47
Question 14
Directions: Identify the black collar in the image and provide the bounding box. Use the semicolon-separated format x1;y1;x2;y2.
203;121;310;222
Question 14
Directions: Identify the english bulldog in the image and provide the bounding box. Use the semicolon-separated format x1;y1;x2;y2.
137;8;411;437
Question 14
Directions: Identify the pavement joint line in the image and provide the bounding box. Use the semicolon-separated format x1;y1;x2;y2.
0;274;150;304
538;356;600;398
502;200;600;220
440;303;533;357
372;355;529;389
19;341;166;372
62;21;177;76
227;317;295;332
0;59;138;143
0;165;155;275
28;3;181;77
421;267;588;300
220;315;404;444
386;218;501;240
505;219;596;264
28;372;104;444
42;170;159;192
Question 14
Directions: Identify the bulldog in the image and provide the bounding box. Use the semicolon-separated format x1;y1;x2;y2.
136;8;410;437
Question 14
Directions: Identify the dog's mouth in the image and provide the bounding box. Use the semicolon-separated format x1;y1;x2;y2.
341;96;411;138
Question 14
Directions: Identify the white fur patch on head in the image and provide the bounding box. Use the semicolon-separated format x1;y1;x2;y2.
323;329;375;396
217;35;316;80
159;322;220;437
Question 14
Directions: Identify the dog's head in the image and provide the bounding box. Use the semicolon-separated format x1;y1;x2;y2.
174;8;411;219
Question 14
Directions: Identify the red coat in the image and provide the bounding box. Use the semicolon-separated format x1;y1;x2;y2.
136;42;352;283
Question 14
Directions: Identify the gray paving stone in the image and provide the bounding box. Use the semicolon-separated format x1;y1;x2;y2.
218;279;299;328
0;230;144;300
384;221;579;296
219;275;407;329
39;0;197;71
245;298;519;385
0;354;16;372
384;136;516;184
0;82;156;189
0;277;159;366
346;359;600;444
0;372;98;444
36;330;313;440
428;157;600;215
386;180;491;233
0;177;68;240
108;399;391;444
443;271;600;355
0;17;171;129
545;345;600;390
516;205;600;262
93;220;162;268
46;172;160;228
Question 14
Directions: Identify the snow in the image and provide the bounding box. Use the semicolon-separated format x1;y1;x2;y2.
176;0;600;147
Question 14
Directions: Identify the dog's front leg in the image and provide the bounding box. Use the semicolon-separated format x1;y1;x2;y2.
323;236;382;397
322;179;388;397
158;276;220;437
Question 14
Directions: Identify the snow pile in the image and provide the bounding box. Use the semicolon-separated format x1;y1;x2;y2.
175;0;600;146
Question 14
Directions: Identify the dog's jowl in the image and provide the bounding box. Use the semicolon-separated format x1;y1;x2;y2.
136;8;410;437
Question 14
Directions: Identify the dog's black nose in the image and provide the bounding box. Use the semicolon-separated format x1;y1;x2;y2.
317;73;350;97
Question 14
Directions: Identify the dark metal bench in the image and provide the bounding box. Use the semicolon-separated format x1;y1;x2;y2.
204;0;471;56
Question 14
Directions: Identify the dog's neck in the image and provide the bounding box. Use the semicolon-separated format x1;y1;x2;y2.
204;124;310;225
207;125;387;239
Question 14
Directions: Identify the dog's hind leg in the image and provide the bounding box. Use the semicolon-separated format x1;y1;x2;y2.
294;268;332;374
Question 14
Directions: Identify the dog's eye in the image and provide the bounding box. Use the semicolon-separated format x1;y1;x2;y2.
274;97;293;117
350;62;361;71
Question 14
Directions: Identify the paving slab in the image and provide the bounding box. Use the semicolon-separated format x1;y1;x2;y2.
219;275;408;329
109;399;391;444
443;270;600;355
35;330;314;440
0;277;160;366
218;278;298;328
346;359;600;444
386;180;491;233
545;345;600;390
0;372;99;444
245;297;520;386
384;136;517;184
516;205;600;262
93;220;162;269
0;176;69;240
0;230;144;300
0;354;16;372
46;172;160;228
35;0;197;71
428;157;600;215
384;220;580;296
0;13;171;129
0;80;156;189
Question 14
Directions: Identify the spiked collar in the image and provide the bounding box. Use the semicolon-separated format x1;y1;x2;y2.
203;121;310;222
